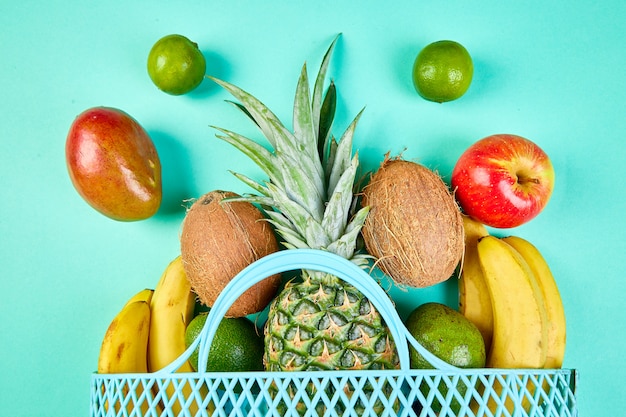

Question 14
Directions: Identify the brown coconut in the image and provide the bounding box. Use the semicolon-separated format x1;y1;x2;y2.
361;157;464;288
180;190;281;317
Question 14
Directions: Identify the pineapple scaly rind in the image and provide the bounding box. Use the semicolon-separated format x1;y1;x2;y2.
210;37;398;389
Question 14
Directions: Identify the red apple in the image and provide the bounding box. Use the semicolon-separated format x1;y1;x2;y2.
450;134;554;228
66;107;162;221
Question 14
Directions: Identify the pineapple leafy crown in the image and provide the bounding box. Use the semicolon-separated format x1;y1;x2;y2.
209;35;370;267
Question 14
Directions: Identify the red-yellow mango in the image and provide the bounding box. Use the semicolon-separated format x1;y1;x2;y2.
65;107;161;221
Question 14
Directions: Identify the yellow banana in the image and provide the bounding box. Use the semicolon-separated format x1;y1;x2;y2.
148;256;196;372
97;299;151;414
123;288;154;306
502;236;566;369
458;215;493;352
148;255;198;414
98;301;151;373
477;236;549;369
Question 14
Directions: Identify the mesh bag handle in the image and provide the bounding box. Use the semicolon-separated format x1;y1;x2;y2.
156;249;457;375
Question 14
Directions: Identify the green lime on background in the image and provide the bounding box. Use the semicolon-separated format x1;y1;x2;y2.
184;312;264;373
412;40;473;103
147;34;206;95
405;302;485;413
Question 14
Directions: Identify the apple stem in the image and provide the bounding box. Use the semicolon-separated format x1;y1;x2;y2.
517;173;540;185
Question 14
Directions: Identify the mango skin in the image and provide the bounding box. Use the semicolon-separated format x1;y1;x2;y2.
65;107;162;221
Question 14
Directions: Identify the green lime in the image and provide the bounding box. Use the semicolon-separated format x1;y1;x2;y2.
412;40;473;103
147;34;206;95
184;312;264;372
406;302;485;413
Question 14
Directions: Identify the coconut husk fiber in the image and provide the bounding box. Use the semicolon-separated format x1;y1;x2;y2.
362;157;464;288
180;190;281;317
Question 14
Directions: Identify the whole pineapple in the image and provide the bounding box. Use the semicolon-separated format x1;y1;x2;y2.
209;37;398;410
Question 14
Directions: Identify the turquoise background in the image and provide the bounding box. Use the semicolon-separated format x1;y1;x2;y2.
1;1;624;415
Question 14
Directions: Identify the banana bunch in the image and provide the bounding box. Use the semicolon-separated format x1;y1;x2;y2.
97;256;199;415
459;217;566;370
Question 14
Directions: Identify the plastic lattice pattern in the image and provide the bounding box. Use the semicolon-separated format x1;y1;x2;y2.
90;249;578;417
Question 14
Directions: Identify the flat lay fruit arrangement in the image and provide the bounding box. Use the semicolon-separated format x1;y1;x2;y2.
75;34;573;416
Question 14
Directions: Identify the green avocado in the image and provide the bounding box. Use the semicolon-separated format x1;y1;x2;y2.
406;302;486;369
405;302;486;413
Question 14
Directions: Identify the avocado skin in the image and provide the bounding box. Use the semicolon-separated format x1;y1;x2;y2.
405;302;486;413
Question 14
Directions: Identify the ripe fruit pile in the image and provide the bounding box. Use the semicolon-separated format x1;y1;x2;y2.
85;34;567;415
